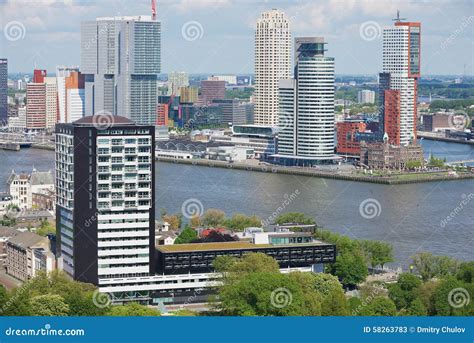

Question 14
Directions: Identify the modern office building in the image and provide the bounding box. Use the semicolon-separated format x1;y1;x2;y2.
55;115;155;288
357;90;375;104
56;67;85;123
380;15;420;146
167;71;189;96
212;99;247;126
81;16;161;125
336;121;368;156
200;80;226;104
275;37;337;165
254;9;291;126
0;59;7;125
26;70;47;130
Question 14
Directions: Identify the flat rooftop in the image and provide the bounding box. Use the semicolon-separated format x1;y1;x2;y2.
157;240;331;253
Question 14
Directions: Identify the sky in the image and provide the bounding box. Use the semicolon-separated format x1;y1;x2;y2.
0;0;473;75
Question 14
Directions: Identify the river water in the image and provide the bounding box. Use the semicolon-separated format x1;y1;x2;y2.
1;140;472;267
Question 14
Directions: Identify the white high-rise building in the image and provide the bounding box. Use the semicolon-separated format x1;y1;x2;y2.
44;77;58;129
167;71;189;96
56;66;80;123
254;9;291;127
277;37;337;165
357;90;375;104
381;18;420;146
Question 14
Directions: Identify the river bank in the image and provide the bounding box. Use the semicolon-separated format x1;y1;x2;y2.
155;157;474;185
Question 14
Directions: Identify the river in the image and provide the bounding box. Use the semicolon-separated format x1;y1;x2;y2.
1;139;473;267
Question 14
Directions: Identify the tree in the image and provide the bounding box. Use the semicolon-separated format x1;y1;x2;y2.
36;219;56;236
360;240;394;270
312;273;344;298
274;212;316;226
432;277;472;316
225;213;262;231
229;253;280;274
388;273;422;310
456;261;474;283
360;297;397;316
417;280;440;316
348;297;363;315
411;252;459;281
202;209;226;227
30;294;70;316
321;287;350;316
108;303;160;316
189;215;202;228
405;160;422;170
407;298;427;316
213;255;237;273
333;251;368;288
174;226;198;244
162;214;181;230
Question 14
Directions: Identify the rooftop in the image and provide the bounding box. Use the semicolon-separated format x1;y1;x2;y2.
74;115;134;126
0;226;19;238
7;231;47;249
30;170;53;186
157;240;330;253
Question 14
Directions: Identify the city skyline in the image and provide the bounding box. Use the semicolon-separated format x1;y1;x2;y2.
1;0;472;76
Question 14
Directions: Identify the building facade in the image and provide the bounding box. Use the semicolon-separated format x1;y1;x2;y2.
26;70;47;130
381;18;421;146
55;115;155;292
44;77;58;129
0;59;7;125
56;66;81;123
212;99;247;126
357;90;375;104
200;80;226;104
254;9;291;127
336;121;367;156
360;141;424;170
81;16;161;125
167;72;189;96
276;37;337;165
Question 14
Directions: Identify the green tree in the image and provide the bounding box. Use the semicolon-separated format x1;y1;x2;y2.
189;214;202;228
432;277;472;316
162;214;182;230
360;240;394;270
274;212;316;226
312;273;344;298
333;251;368;288
30;294;70;316
456;261;474;283
411;252;459;281
348;297;363;315
360;297;397;316
388;273;422;310
407;298;427;316
36;219;56;236
405;160;422;169
213;255;237;273
229;253;279;274
174;226;198;244
108;303;160;316
321;287;350;316
202;209;226;227
225;213;262;231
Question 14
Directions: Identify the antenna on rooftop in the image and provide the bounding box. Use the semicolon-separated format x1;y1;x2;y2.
393;10;407;23
151;0;157;20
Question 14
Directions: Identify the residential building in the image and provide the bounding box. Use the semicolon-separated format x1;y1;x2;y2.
380;16;421;146
337;121;368;156
167;72;189;96
212;99;247;126
6;231;54;281
81;16;161;125
254;9;291;126
0;227;18;266
157;103;169;126
357;90;375;104
65;71;85;123
8;106;27;131
179;86;198;103
0;59;7;125
55;114;155;296
7;169;54;210
32;189;55;211
26;70;47;130
200;80;226;104
44;77;58;129
276;37;338;165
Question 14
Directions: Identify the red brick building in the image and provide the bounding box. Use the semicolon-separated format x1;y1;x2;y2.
336;121;367;155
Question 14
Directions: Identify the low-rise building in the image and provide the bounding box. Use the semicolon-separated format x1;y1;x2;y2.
32;189;55;211
360;140;424;170
6;231;54;281
0;226;19;266
206;146;254;162
336;121;368;156
8;169;54;210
